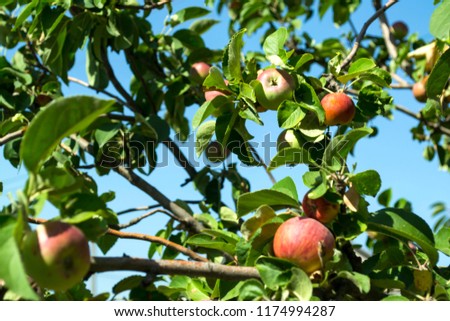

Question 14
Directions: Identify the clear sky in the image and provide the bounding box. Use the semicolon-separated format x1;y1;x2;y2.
1;1;449;295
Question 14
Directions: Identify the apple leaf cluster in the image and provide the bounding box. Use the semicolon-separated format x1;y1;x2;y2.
0;0;449;302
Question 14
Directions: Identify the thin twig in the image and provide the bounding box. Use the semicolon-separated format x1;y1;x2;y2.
106;228;208;262
117;204;161;215
0;128;25;146
249;145;277;185
373;0;413;77
100;47;142;114
326;0;399;86
67;76;128;106
90;257;260;281
395;105;450;136
114;208;177;229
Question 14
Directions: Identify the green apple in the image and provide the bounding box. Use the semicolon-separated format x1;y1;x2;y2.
255;68;295;110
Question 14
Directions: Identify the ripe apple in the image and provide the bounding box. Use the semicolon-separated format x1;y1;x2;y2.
190;62;210;84
412;76;428;103
277;129;302;151
391;21;408;39
302;192;339;223
204;79;230;101
21;221;91;291
205;141;230;163
273;217;335;274
255;68;295;110
320;92;355;126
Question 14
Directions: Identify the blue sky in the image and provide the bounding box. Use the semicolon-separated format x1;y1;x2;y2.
1;1;449;295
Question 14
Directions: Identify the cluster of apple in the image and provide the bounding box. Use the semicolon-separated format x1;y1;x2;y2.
21;221;91;291
191;62;357;275
191;62;357;163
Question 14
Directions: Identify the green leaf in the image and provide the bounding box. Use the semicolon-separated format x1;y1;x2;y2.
185;233;236;255
368;208;439;266
190;19;220;35
435;226;450;256
173;29;205;50
430;0;450;41
256;256;297;290
349;170;381;197
241;205;276;240
262;27;290;67
426;49;450;99
21;96;115;173
322;127;372;170
302;171;322;188
195;120;215;157
277;101;306;129
113;275;144;295
86;42;109;91
238;279;267;301
0;217;39;300
297;83;325;124
13;0;39;31
94;123;121;148
271;176;299;202
294;53;314;70
268;147;315;170
237;190;300;217
288;268;313;301
337;58;376;83
263;27;288;57
377;188;392;207
336;271;371;294
223;29;245;82
170;7;210;27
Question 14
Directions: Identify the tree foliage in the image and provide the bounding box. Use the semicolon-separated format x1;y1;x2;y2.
0;0;449;301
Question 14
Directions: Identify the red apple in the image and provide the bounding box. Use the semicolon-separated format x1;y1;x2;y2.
21;221;91;291
277;129;302;151
302;192;339;223
391;21;408;40
205;141;230;163
273;217;335;274
321;92;355;126
412;76;428;103
204;79;230;101
255;68;295;110
190;62;211;84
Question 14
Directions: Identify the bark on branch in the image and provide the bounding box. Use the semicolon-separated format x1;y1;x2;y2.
90;257;260;281
0;129;25;147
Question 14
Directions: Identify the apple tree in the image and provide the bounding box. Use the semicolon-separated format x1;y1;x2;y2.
0;0;450;301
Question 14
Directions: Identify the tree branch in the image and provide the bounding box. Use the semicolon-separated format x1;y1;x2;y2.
106;229;208;262
326;0;399;86
100;47;143;115
117;204;161;215
395;105;450;136
162;138;198;180
90;257;259;281
114;208;176;229
373;0;413;76
71;135;204;234
67;76;128;107
0;128;25;147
